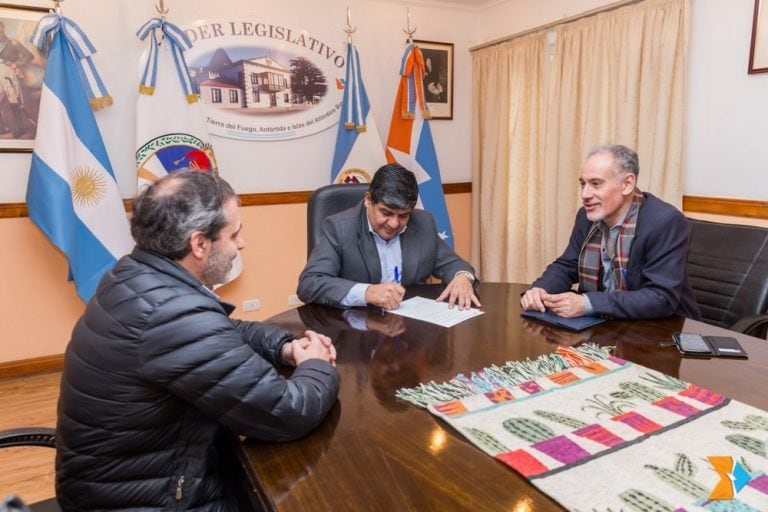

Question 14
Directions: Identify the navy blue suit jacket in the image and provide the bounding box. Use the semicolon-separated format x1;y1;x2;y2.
532;192;701;320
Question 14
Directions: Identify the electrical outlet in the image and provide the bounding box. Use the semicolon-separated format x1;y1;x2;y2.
242;299;261;312
288;294;302;306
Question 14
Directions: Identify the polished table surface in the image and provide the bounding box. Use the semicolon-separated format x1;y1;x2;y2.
237;283;768;511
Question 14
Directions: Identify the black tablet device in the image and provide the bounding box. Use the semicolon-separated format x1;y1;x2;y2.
521;310;607;332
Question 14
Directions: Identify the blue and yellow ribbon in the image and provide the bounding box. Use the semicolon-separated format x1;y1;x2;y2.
29;14;112;110
342;43;369;132
137;18;198;103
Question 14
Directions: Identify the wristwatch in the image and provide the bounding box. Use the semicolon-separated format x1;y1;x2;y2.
455;270;475;283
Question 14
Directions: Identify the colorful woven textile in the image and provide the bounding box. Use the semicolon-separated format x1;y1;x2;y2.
397;346;768;510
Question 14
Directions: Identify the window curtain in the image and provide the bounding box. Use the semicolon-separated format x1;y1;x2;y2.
472;0;689;283
471;33;549;282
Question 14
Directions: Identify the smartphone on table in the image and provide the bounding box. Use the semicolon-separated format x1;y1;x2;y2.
673;332;748;358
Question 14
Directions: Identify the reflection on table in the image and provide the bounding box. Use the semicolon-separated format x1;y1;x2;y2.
237;283;768;511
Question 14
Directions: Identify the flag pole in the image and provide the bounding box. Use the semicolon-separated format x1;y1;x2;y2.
403;8;416;45
53;0;62;15
344;6;356;44
155;0;169;19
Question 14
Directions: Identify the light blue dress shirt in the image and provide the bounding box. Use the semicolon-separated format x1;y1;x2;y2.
340;219;405;307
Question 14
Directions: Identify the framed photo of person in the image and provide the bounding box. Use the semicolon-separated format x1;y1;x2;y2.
0;3;49;152
749;0;768;73
414;40;453;120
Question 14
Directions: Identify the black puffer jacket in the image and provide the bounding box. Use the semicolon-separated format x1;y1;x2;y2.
55;248;340;511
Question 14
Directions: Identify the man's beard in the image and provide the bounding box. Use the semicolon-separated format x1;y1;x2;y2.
202;243;234;288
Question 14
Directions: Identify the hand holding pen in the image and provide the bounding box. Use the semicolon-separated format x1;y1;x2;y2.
363;265;405;310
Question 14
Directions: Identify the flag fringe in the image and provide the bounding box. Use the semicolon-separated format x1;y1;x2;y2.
395;343;613;408
186;93;199;104
356;125;367;133
90;95;113;111
139;85;155;96
344;122;355;130
401;111;415;120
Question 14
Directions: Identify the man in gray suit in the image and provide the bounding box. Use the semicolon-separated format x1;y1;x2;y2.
298;164;480;310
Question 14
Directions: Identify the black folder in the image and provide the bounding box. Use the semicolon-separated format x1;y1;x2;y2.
521;310;607;332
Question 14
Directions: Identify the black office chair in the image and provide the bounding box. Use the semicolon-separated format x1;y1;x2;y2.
306;183;368;258
687;218;768;338
0;427;60;511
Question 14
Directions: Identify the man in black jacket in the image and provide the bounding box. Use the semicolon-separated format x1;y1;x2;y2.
55;171;340;511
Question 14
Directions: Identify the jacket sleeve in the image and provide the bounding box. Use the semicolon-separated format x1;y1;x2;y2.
585;209;691;319
531;212;590;293
297;216;360;308
231;319;295;367
137;296;340;441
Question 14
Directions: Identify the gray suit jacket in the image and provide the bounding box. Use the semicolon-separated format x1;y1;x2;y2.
297;203;476;308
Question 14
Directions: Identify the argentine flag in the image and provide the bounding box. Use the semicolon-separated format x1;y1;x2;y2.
330;42;385;184
386;43;454;247
26;18;133;302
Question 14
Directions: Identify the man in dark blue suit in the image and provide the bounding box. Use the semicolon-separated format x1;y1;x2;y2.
298;164;479;310
521;144;700;320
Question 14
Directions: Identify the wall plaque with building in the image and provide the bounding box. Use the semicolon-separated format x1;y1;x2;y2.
185;19;344;141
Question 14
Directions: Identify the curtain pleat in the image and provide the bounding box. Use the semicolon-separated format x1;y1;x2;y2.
472;0;689;282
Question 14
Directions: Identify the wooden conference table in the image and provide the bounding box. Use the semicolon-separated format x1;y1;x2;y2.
235;282;768;511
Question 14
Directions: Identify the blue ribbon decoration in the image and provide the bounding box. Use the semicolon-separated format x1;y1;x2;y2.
29;14;112;110
137;18;198;103
343;43;367;132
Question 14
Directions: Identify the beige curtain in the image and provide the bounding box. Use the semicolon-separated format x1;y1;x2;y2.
472;0;689;283
471;33;549;282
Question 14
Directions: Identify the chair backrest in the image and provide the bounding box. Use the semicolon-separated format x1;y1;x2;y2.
687;218;768;329
0;427;60;512
307;184;368;258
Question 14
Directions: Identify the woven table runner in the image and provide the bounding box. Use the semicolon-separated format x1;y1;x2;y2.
397;345;768;511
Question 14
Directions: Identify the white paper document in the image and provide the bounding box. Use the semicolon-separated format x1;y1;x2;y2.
387;296;484;328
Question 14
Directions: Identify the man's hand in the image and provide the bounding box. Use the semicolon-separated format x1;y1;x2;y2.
436;274;481;310
543;292;586;318
520;287;548;312
365;283;406;310
284;330;337;367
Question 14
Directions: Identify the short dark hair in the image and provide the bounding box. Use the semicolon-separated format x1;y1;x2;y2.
587;144;639;177
131;170;237;260
368;164;418;210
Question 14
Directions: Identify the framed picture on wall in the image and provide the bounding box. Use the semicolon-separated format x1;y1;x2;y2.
749;0;768;73
415;40;453;120
0;3;49;152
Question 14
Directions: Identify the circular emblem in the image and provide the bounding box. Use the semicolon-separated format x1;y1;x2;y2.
70;166;107;207
334;168;371;184
137;133;219;192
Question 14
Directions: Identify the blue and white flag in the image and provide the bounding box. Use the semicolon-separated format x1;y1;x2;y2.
330;42;385;184
26;15;133;302
385;43;454;247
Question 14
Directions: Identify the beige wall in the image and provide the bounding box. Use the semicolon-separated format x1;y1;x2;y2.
0;193;472;364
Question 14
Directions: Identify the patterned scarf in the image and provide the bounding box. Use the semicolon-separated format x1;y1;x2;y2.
578;190;644;292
